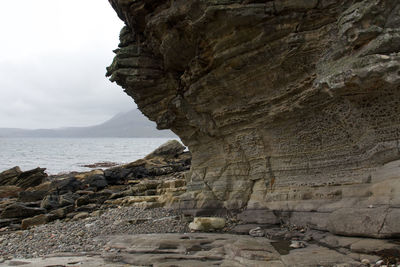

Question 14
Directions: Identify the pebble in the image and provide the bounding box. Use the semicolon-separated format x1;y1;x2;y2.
249;227;264;237
361;259;370;265
0;207;188;259
289;240;307;249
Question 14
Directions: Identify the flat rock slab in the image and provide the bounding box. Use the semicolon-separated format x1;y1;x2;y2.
101;233;361;267
4;256;126;267
5;233;385;266
280;244;358;267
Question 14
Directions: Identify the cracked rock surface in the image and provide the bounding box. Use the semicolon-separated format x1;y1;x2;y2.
107;0;400;237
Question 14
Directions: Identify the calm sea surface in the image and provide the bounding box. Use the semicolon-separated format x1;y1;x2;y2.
0;138;178;174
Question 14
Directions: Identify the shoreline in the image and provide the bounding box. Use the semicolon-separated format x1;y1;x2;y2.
0;140;399;266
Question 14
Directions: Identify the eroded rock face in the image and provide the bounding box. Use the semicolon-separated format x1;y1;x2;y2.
107;0;400;237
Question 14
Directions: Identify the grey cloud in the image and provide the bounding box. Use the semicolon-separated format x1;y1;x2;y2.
0;0;134;129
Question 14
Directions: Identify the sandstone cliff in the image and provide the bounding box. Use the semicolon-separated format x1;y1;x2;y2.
107;0;400;238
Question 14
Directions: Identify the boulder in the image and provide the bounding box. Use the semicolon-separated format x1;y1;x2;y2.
0;167;47;189
0;167;22;185
0;186;23;199
104;167;131;185
49;177;82;195
145;140;185;158
84;174;108;190
21;214;49;230
40;194;59;210
189;217;226;232
16;168;47;189
72;212;89;221
0;203;46;219
18;190;47;202
75;195;90;207
48;205;75;221
58;192;79;207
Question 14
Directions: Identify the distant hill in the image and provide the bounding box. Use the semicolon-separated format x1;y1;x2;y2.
0;109;176;138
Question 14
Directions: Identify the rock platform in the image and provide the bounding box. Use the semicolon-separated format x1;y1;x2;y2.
3;232;399;266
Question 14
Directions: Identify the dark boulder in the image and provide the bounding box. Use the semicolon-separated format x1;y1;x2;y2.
16;168;47;189
104;167;131;185
0;167;47;189
0;203;46;219
21;214;49;230
48;205;75;221
0;167;22;186
18;191;47;202
49;177;82;195
130;166;149;179
40;193;59;210
58;192;79;207
84;174;108;190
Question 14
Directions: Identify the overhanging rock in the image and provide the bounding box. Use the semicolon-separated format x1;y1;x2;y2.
107;0;400;238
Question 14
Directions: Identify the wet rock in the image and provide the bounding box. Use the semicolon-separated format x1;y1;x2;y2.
0;203;46;219
189;217;226;232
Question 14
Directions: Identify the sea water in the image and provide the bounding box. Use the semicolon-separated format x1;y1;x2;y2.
0;137;178;174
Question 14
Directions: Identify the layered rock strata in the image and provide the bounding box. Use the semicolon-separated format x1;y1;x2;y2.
107;0;400;237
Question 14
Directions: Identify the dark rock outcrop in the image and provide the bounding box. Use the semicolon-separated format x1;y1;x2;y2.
107;0;400;237
0;140;190;230
0;167;47;189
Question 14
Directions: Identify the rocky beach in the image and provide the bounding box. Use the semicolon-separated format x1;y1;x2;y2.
0;140;398;266
1;0;400;265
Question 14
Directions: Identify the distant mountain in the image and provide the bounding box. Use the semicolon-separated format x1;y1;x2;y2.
0;109;176;138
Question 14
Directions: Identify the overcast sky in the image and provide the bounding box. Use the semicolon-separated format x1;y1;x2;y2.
0;0;137;129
